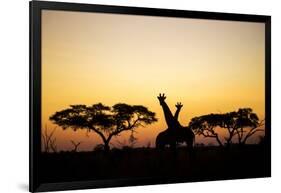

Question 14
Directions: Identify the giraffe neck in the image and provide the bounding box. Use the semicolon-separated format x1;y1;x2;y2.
160;102;181;129
174;108;181;121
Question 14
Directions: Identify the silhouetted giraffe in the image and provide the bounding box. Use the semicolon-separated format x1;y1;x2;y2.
156;102;182;148
156;93;194;150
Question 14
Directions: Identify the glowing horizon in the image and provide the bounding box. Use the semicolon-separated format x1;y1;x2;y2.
42;10;265;151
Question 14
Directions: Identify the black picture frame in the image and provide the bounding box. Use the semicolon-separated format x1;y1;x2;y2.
30;1;271;192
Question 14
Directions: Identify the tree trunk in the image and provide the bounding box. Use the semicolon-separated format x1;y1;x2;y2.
225;128;235;149
103;140;110;152
216;137;223;147
214;135;223;147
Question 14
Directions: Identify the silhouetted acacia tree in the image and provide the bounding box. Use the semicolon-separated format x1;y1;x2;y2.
189;108;264;147
189;114;224;147
233;108;264;145
49;103;157;151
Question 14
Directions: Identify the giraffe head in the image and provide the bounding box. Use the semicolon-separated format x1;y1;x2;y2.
157;93;167;106
175;102;183;110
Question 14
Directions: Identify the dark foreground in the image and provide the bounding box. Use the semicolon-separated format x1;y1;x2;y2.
40;144;269;184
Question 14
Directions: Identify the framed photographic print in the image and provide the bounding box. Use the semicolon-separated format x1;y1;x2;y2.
30;0;271;192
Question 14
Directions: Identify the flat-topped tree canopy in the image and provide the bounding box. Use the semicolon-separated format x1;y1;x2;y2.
189;108;264;147
49;103;157;151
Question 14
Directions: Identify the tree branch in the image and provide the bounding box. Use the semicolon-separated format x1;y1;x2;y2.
199;129;223;147
107;118;141;143
242;128;264;144
88;125;107;143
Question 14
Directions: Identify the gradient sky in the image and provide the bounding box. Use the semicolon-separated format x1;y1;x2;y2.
42;10;265;151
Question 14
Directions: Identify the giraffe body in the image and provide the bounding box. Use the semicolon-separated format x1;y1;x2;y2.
156;127;194;149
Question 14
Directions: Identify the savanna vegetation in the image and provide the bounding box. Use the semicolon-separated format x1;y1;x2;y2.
40;103;269;184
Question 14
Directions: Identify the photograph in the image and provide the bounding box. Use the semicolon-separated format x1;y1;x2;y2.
39;9;269;185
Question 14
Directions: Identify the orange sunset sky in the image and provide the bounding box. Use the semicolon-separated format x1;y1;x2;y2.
42;10;265;151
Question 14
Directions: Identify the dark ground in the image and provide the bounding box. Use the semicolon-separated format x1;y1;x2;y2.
40;144;269;184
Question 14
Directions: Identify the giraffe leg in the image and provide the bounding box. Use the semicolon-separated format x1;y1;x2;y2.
186;136;196;159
